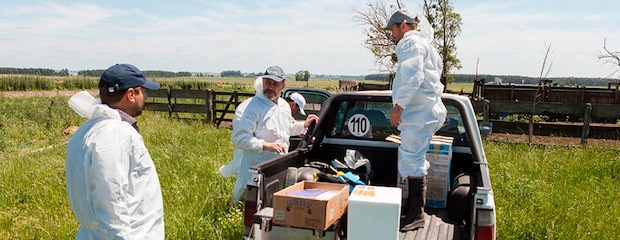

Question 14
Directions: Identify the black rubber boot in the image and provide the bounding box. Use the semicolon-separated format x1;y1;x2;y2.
400;176;427;231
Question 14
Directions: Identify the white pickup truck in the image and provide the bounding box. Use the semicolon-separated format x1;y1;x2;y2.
242;90;496;240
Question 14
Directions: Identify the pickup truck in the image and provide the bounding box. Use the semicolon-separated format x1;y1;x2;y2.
243;90;496;240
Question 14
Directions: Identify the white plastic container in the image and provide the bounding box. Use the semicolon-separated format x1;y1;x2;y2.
347;185;401;240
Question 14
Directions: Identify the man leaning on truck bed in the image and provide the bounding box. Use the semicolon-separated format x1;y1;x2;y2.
229;66;319;201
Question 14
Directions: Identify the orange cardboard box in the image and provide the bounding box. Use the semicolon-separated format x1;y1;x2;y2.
272;181;349;230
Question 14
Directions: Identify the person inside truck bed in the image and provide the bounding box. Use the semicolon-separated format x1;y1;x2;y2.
384;8;447;231
228;66;319;201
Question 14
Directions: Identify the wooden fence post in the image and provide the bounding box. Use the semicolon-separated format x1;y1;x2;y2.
166;89;172;117
581;103;592;145
483;100;490;122
206;89;213;124
211;91;217;125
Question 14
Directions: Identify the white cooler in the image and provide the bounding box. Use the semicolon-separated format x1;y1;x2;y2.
347;185;402;240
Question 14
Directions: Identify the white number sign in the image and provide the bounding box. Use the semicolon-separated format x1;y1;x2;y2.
348;114;370;137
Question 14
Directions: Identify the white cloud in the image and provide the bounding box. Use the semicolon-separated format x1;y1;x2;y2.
1;1;617;77
0;3;114;34
580;14;607;21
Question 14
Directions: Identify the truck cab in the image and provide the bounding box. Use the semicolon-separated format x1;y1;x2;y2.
243;91;496;240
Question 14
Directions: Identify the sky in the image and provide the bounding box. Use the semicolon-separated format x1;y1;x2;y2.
0;0;619;78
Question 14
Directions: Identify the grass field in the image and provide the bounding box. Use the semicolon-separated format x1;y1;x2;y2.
2;95;618;239
0;75;474;93
0;96;243;239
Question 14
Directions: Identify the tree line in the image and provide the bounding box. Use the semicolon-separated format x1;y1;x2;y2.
78;69;192;78
364;73;617;86
0;67;69;76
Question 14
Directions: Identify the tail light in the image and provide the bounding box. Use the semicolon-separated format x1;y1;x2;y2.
476;225;494;240
475;208;495;240
244;185;260;228
244;200;257;227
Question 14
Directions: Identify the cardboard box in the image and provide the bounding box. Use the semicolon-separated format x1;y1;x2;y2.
425;135;453;208
397;135;453;208
348;186;401;240
253;207;342;240
272;181;349;230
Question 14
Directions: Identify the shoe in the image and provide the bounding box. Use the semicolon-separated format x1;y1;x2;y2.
400;176;427;231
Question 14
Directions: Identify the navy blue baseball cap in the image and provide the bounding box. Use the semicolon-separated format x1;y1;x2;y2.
100;64;160;93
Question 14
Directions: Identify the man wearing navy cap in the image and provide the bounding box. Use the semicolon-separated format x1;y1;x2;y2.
385;9;447;231
66;64;165;239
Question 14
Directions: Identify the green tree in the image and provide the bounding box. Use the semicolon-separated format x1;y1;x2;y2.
424;0;462;89
220;70;242;77
295;70;310;82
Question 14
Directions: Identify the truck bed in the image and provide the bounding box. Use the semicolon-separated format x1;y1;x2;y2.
251;145;472;240
400;208;465;240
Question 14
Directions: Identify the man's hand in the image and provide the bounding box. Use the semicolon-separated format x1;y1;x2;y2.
304;114;319;127
262;141;285;153
390;104;403;127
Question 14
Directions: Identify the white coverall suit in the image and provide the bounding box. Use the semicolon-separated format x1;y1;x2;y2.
393;30;447;178
230;77;306;201
66;94;164;239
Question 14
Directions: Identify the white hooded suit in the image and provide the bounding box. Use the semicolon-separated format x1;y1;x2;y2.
230;77;306;201
393;30;447;178
66;93;164;239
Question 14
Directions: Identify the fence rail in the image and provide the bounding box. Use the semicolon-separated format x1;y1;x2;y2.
145;88;619;142
472;100;620;142
145;89;252;126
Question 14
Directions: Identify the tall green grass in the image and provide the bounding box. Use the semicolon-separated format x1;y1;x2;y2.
485;141;620;239
0;75;99;91
0;95;83;152
1;96;242;239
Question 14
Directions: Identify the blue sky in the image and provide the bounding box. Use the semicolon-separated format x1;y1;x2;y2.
0;0;619;78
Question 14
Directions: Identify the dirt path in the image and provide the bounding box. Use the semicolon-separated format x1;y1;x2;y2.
1;90;98;98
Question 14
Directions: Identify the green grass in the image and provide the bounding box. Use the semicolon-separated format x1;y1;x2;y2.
4;95;617;239
1;75;473;93
485;141;620;239
447;82;473;93
0;96;242;239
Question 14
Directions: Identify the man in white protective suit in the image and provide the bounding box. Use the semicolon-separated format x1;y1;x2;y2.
229;66;319;201
384;9;447;231
218;91;308;179
65;64;165;239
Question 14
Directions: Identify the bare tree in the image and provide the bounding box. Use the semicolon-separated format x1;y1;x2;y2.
598;38;620;77
529;42;553;143
353;1;398;77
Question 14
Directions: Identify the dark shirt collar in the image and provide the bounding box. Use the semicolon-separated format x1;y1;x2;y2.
116;109;139;133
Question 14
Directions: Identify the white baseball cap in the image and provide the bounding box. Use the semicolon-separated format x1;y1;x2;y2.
289;92;306;115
